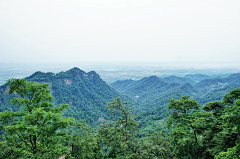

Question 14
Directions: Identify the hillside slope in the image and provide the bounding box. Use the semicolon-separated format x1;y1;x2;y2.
161;75;195;85
0;67;131;126
194;73;240;90
109;79;137;94
110;76;199;112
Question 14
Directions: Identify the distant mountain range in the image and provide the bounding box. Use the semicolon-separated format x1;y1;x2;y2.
194;73;240;89
110;75;198;112
109;73;240;134
110;73;240;112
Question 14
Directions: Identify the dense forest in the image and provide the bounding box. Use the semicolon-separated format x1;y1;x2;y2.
0;68;240;158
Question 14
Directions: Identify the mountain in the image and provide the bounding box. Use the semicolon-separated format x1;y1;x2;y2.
138;83;198;110
110;75;199;112
179;83;198;94
135;82;240;135
0;67;131;126
124;76;169;98
111;76;168;98
109;73;240;135
196;84;240;105
135;82;199;135
184;74;210;82
228;73;240;79
109;79;137;94
160;75;195;85
194;73;240;90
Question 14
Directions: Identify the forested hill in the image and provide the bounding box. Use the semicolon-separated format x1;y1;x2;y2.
110;76;199;113
194;73;240;89
110;74;240;131
0;67;131;126
160;75;195;85
109;79;137;94
110;75;168;98
111;73;240;103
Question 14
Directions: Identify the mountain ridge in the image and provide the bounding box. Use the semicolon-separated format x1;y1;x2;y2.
0;67;131;126
161;75;195;85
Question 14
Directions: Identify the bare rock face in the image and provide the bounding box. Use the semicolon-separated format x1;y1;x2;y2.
64;78;72;85
98;117;105;122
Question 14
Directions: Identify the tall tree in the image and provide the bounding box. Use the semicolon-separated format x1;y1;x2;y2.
215;89;240;158
167;95;202;159
0;79;74;159
167;89;240;158
98;97;139;158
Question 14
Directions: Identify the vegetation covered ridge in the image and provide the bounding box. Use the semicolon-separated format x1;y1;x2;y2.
0;67;132;127
1;78;240;158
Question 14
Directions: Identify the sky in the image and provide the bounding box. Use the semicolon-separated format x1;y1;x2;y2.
0;0;240;67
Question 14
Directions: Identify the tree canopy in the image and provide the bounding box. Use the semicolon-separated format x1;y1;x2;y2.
0;79;74;159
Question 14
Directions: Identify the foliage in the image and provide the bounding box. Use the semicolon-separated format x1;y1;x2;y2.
167;88;240;158
215;144;240;159
98;97;173;159
0;141;25;159
214;89;240;158
68;121;102;159
0;78;74;158
147;131;173;158
167;95;203;159
98;97;139;158
123;131;172;159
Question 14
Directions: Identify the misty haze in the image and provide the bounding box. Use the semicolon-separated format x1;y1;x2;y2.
0;0;240;158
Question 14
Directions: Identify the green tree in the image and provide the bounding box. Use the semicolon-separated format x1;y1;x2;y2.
215;89;240;158
0;79;74;159
199;101;237;157
98;97;139;158
146;131;173;158
0;140;25;159
69;121;102;159
167;89;240;158
167;95;202;159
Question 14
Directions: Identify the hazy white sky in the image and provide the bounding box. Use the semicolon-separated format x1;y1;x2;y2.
0;0;240;66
